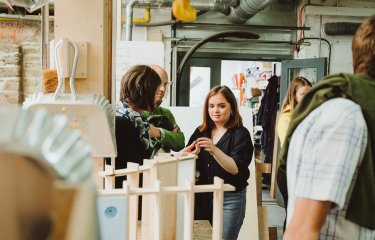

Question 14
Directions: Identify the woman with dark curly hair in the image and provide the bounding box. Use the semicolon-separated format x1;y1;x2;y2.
114;64;161;188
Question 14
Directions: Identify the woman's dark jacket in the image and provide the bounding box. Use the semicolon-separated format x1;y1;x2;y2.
188;126;253;192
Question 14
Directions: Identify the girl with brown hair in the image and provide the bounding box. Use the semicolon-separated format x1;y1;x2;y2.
181;85;253;239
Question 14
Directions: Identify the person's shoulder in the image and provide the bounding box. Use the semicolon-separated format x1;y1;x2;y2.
279;107;292;123
321;72;354;81
281;105;292;114
143;110;151;118
320;98;361;114
156;106;173;115
309;98;365;127
278;112;291;130
190;126;205;138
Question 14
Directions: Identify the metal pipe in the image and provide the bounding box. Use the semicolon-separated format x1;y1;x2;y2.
0;13;53;21
228;0;277;24
223;0;239;7
165;37;309;46
322;22;361;36
125;0;138;41
120;0;237;13
121;0;172;8
41;4;49;70
176;22;310;31
190;0;238;14
190;1;228;13
124;1;169;40
122;7;151;23
319;15;322;57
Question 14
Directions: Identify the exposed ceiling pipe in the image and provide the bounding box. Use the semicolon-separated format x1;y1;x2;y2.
122;7;151;24
125;0;138;41
122;0;172;8
41;3;49;70
228;0;277;24
0;13;53;21
190;0;237;15
322;22;361;36
125;0;172;40
125;0;229;40
1;0;51;12
124;0;276;40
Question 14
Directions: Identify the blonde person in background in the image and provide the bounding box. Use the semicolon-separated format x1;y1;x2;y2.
277;76;312;231
277;77;312;147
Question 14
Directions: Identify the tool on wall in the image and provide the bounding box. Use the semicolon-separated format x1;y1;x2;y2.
24;38;117;158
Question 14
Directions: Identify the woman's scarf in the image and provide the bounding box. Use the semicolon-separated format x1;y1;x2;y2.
116;101;154;156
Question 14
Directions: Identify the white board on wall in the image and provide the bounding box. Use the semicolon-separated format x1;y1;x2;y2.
115;41;164;102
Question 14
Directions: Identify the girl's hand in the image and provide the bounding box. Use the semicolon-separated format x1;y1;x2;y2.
196;137;217;155
180;140;201;156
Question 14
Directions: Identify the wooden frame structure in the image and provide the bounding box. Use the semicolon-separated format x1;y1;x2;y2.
98;153;235;240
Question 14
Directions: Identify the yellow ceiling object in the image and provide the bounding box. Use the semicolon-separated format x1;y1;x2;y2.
172;0;197;22
122;8;151;24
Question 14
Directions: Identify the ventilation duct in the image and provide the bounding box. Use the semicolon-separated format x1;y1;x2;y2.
322;22;361;36
2;0;50;12
228;0;277;24
125;0;274;40
190;1;228;14
126;0;239;40
189;0;238;15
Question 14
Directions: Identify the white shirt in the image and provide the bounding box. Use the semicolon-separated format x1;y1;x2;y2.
287;98;375;239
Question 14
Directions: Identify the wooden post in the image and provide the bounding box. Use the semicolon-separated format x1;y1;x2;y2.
141;160;157;240
103;164;115;190
176;156;196;240
126;162;140;240
122;181;130;240
212;177;224;240
154;154;178;239
153;180;162;240
183;180;195;240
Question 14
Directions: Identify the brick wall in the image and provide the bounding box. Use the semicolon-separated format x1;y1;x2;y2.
0;43;21;104
22;42;40;98
0;21;53;105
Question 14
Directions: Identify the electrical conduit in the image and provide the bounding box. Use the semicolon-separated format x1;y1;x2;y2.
122;8;150;24
125;0;139;41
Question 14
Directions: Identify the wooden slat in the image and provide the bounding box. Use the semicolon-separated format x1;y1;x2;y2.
258;206;269;240
256;162;272;174
270;112;281;199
